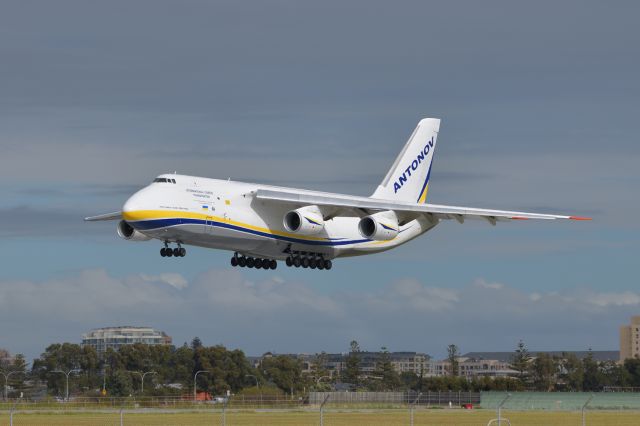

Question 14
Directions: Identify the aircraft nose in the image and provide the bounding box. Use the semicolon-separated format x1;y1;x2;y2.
122;190;150;218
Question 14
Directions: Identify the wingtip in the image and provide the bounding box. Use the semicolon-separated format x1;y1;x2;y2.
569;216;592;221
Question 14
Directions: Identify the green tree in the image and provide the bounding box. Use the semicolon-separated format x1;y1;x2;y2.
191;337;203;351
623;358;640;387
582;350;602;391
559;353;583;391
311;352;331;390
509;340;531;385
107;369;134;396
372;347;400;390
530;353;557;391
342;341;361;387
32;343;100;397
447;344;459;377
262;355;304;395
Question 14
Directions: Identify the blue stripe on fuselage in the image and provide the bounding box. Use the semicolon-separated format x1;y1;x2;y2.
131;217;370;246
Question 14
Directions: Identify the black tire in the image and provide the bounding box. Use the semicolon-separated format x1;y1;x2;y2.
317;262;324;270
270;260;277;270
310;259;317;269
238;257;246;267
173;248;180;257
285;257;293;267
231;257;238;267
324;260;332;270
247;257;255;268
179;248;186;257
302;257;310;268
160;248;166;257
293;257;301;267
166;249;173;257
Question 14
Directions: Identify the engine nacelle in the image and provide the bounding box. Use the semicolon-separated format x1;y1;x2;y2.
358;211;399;241
283;205;325;235
117;220;152;241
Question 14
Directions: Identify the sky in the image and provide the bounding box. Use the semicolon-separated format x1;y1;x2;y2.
0;0;639;363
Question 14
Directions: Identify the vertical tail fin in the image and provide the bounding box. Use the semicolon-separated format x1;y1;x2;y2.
371;118;440;204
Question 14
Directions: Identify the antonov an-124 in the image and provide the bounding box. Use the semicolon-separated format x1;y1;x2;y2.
86;118;589;271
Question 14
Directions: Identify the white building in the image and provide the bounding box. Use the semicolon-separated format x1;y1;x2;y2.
82;326;172;355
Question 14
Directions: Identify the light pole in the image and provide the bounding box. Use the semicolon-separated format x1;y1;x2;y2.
52;369;79;401
245;374;259;389
129;371;157;395
193;370;211;401
316;375;331;391
1;371;24;401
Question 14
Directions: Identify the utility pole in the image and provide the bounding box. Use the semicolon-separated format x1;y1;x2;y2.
129;371;157;394
193;370;211;401
52;369;79;401
1;371;24;401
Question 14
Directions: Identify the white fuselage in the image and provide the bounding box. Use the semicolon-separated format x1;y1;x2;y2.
122;174;437;260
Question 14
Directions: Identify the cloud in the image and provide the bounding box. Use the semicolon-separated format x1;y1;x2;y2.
1;269;637;362
473;278;504;290
139;273;188;290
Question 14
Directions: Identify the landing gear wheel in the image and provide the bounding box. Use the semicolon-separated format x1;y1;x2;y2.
173;248;180;257
160;248;166;257
270;260;277;270
231;257;238;267
238;257;246;267
310;259;317;269
179;247;186;257
247;257;255;268
166;249;173;257
261;259;270;269
301;257;310;268
317;262;324;270
293;257;301;268
324;260;332;270
286;257;293;267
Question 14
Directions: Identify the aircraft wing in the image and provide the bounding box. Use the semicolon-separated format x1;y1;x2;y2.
255;189;590;224
84;211;122;221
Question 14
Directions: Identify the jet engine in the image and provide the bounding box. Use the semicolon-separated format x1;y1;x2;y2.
117;220;152;241
358;211;399;241
283;205;325;235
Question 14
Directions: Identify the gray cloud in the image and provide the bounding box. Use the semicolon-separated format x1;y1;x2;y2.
1;269;633;362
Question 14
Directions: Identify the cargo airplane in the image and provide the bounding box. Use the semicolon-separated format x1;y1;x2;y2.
86;118;589;270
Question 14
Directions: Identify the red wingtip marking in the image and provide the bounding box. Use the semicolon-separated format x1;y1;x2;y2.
511;217;529;220
569;216;592;221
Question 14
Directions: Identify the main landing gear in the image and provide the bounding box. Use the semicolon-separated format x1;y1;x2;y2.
160;242;186;258
231;253;277;270
285;253;332;270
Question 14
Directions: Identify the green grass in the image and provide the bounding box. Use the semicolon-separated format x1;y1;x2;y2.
1;409;639;425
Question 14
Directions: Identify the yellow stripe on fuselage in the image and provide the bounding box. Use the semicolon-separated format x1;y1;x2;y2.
122;209;330;242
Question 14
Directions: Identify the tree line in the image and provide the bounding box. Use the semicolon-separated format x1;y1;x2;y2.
2;339;640;398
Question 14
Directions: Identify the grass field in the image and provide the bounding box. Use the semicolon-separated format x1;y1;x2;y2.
2;409;640;426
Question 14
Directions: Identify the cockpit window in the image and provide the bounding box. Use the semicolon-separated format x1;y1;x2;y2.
153;178;177;184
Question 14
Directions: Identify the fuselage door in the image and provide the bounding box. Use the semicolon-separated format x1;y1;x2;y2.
205;216;214;233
